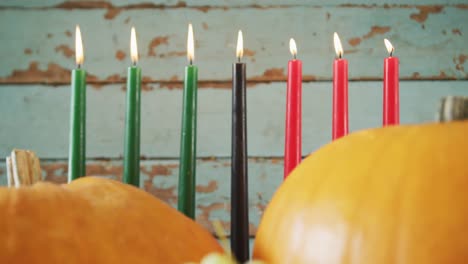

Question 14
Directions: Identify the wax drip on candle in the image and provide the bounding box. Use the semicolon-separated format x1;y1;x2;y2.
289;38;297;60
236;30;243;63
187;23;194;65
130;27;138;66
333;32;343;59
384;38;394;57
75;25;84;68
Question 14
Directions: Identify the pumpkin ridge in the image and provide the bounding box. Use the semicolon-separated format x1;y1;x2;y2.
386;126;424;264
342;130;399;264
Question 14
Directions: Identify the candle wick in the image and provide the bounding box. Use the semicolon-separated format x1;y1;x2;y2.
293;54;297;60
189;59;193;65
237;57;241;63
132;61;137;67
389;49;393;57
77;63;81;69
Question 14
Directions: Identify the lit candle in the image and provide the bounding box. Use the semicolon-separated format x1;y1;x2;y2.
332;32;348;140
178;23;198;219
383;38;399;126
123;27;142;187
284;38;302;179
68;25;86;182
231;30;249;263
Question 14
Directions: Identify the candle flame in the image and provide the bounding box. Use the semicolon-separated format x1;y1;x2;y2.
289;38;297;58
236;30;243;60
75;25;84;66
333;32;343;58
187;23;194;64
130;27;138;64
384;38;394;56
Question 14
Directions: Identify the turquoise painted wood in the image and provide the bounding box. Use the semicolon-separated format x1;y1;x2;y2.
0;1;466;7
0;158;284;235
1;81;467;159
0;5;466;83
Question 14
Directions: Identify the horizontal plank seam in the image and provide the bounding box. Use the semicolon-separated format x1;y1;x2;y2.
0;78;466;87
0;156;288;163
0;3;463;11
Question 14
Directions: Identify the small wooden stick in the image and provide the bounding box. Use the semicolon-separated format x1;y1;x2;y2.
5;157;13;187
438;96;468;122
6;149;42;187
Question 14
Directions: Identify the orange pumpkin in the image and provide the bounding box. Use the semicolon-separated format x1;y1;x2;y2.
0;177;222;263
254;121;468;264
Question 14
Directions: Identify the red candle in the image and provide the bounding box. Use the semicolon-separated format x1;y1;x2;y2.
284;38;302;179
332;32;348;140
383;38;399;126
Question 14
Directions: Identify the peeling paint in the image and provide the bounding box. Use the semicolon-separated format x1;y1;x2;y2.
346;49;360;54
144;180;178;204
409;71;457;80
47;33;53;38
65;30;72;37
104;74;123;83
196;180;218;193
159;50;185;58
410;5;444;24
159;80;234;90
338;4;377;9
197;202;229;232
348;26;391;47
24;48;32;55
86;163;123;178
252;68;286;81
141;164;177;178
42;163;67;183
141;83;154;91
452;29;462;36
412;72;421;79
115;50;126;61
159;82;183;89
454;54;467;73
147;36;169;56
104;7;121;19
0;62;70;84
348;38;362;47
243;48;255;57
202;22;208;30
55;44;74;58
194;6;210;13
456;4;468;9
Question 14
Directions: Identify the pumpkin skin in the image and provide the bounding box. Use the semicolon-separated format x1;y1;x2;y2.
254;121;468;264
0;177;222;263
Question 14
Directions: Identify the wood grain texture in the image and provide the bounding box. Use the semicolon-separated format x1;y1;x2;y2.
0;158;283;236
1;81;467;159
0;5;466;83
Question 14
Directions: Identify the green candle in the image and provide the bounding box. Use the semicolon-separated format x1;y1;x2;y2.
123;27;142;187
68;25;86;182
178;24;198;218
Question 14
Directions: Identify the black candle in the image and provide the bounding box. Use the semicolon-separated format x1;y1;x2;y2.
231;30;249;263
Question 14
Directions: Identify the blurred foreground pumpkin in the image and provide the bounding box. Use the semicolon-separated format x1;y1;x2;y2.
254;121;468;264
0;177;222;263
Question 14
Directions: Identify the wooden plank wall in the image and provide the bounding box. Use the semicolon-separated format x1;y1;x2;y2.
0;1;467;237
